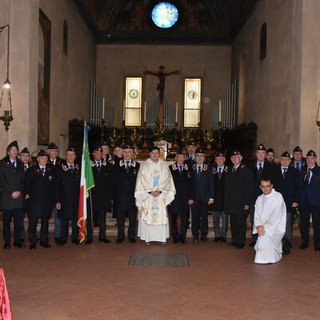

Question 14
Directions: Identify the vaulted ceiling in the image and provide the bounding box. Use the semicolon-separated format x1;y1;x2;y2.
75;0;260;44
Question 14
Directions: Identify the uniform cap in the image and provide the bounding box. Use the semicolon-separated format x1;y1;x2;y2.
281;151;290;158
293;146;302;153
256;143;266;151
306;150;317;157
187;140;196;147
92;146;102;152
176;148;186;156
266;148;275;154
66;147;76;153
195;148;205;155
122;144;132;150
47;143;58;150
7;140;19;152
20;147;30;154
37;149;47;157
231;150;241;156
100;141;109;147
214;149;226;158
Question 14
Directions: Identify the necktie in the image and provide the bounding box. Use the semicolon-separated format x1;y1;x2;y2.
70;165;74;173
126;161;130;173
96;162;101;172
282;168;287;180
258;163;262;171
179;165;183;173
295;163;300;171
218;167;222;179
12;161;16;168
41;167;45;176
24;165;28;172
304;168;311;185
197;166;201;175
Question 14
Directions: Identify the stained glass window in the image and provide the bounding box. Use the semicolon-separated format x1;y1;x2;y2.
125;77;142;126
184;78;201;127
151;2;179;29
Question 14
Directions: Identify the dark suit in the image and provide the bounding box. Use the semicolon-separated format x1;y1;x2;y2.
212;166;229;239
169;163;193;242
56;162;81;243
49;156;63;240
113;159;140;241
191;164;214;240
0;156;25;245
277;165;301;240
224;165;252;246
87;160;113;241
300;165;320;249
25;164;56;246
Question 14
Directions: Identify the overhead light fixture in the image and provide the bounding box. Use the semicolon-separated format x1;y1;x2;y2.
0;24;13;131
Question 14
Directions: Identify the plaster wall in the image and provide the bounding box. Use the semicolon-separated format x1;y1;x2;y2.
39;0;96;153
96;44;231;129
299;0;320;155
232;0;301;156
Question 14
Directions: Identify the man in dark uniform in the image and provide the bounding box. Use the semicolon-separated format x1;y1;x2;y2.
277;151;300;254
225;150;252;249
0;141;25;249
113;145;140;244
25;150;56;249
291;146;306;173
169;149;193;244
191;148;214;242
56;147;80;245
19;147;31;243
248;143;281;246
299;150;320;251
185;140;197;229
86;146;113;244
212;150;229;243
47;142;63;245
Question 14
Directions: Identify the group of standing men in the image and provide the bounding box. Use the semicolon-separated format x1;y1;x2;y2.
1;139;319;264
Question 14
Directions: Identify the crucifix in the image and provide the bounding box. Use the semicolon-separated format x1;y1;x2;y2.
144;65;180;125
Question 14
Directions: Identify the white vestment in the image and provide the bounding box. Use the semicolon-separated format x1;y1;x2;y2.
135;158;176;242
253;189;286;264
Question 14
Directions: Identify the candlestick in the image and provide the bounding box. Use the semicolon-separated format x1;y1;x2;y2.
123;100;125;122
218;100;222;122
144;101;147;123
175;102;178;123
102;98;105;120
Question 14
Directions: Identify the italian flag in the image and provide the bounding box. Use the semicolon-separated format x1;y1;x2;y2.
77;124;95;244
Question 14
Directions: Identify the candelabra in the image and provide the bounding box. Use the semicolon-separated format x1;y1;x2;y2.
142;121;148;148
0;24;13;131
173;122;179;149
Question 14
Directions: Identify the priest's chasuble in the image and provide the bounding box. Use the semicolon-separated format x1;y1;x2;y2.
135;158;176;242
253;189;286;264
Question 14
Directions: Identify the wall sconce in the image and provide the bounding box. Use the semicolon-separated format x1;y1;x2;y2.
0;24;13;131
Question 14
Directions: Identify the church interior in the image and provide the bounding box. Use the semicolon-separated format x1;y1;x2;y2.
1;0;320;319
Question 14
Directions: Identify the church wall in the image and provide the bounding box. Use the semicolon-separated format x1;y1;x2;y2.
96;44;231;129
299;0;320;155
39;0;96;155
232;0;302;157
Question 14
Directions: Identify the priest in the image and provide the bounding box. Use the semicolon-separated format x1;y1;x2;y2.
253;177;286;264
135;146;175;245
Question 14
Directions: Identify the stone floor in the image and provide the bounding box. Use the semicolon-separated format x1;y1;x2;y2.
1;222;320;320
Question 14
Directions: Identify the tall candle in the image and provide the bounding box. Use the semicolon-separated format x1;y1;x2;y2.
175;102;178;123
218;100;222;122
123;100;125;121
102;98;105;119
144;101;147;122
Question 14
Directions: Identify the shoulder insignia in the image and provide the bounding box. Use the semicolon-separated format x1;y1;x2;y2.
119;159;125;167
90;160;95;167
62;163;68;171
172;163;178;170
192;164;197;170
203;164;208;171
184;164;188;170
131;161;136;168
